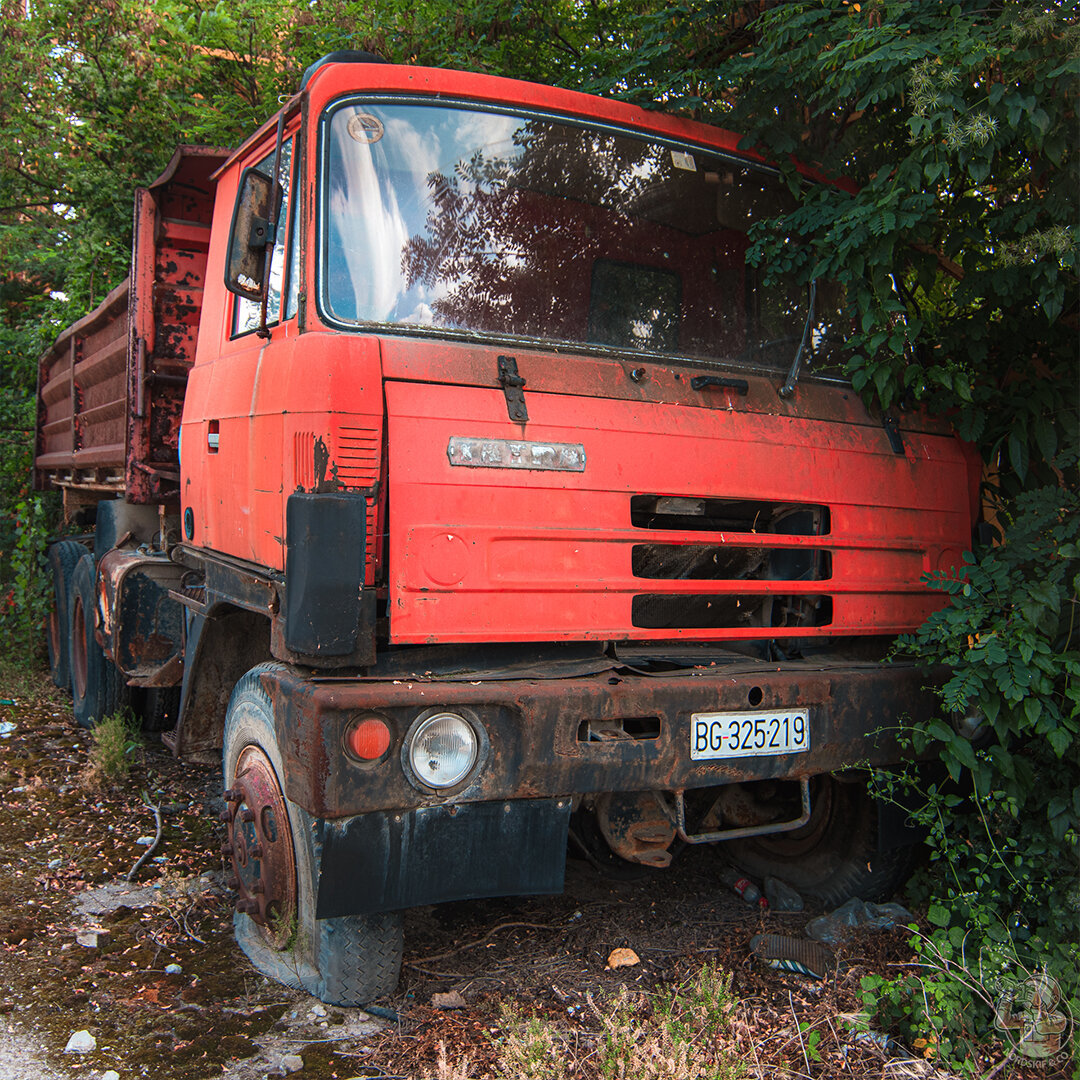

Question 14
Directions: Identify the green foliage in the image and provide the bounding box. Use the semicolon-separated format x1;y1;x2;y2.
87;709;143;784
858;919;1079;1075
0;322;59;660
890;483;1079;949
900;485;1079;789
575;1;1078;495
858;483;1080;1071
0;495;53;659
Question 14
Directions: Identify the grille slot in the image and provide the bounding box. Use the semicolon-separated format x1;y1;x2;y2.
631;495;830;535
632;544;832;581
335;426;380;487
632;594;833;630
293;431;316;490
335;426;381;584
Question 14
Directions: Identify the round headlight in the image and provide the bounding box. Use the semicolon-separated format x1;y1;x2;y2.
408;712;478;789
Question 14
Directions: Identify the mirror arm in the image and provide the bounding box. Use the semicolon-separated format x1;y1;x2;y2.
256;110;287;339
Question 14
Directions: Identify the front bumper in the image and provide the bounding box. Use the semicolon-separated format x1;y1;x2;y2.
266;658;937;819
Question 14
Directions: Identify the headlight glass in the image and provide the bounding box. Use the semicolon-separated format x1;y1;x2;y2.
408;712;478;788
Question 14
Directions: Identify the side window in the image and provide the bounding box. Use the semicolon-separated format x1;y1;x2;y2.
284;182;300;321
233;137;294;336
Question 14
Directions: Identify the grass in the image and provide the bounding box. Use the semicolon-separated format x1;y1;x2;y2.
485;963;745;1080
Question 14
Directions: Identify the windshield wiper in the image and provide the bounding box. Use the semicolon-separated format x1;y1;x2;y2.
778;279;817;399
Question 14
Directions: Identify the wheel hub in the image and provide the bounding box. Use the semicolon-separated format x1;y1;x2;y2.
222;745;297;949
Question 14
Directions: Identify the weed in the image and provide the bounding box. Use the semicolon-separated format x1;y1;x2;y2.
493;1003;574;1080
85;708;142;785
436;1039;474;1080
275;902;300;954
490;964;743;1080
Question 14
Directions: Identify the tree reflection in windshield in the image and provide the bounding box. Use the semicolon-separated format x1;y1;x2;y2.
323;101;845;372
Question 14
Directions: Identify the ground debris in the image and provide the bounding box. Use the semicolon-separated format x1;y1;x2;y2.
431;990;467;1009
0;667;1050;1080
605;947;640;969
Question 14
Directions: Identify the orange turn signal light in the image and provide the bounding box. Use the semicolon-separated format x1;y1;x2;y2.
345;717;391;761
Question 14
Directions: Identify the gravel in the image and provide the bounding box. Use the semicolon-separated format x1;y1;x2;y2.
0;1024;67;1079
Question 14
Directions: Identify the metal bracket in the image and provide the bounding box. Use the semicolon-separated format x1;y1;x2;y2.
882;414;905;455
497;355;528;423
665;778;812;844
691;375;749;395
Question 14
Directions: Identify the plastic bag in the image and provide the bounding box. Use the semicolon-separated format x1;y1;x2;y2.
805;898;914;944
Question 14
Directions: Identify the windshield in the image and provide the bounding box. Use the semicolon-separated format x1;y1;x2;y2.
321;100;844;372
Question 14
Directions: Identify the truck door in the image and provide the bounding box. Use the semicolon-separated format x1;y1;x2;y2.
191;136;300;569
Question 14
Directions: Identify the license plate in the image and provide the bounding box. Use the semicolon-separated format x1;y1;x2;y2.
690;709;810;760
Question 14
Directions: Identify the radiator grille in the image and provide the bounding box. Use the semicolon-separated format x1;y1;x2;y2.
631;496;831;631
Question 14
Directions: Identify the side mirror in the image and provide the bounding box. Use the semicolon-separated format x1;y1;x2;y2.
225;167;282;300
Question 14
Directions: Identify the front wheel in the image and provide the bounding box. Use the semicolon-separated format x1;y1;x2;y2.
723;775;918;906
221;664;403;1006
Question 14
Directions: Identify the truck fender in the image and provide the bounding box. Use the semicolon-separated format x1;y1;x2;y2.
96;546;185;683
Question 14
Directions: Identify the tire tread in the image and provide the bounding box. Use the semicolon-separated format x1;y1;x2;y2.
46;540;86;690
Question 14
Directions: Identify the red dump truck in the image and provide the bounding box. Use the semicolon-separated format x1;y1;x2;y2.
35;52;981;1004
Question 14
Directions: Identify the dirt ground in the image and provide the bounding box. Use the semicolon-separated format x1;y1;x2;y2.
0;670;1067;1080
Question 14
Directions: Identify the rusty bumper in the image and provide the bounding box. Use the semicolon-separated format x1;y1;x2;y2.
267;659;937;819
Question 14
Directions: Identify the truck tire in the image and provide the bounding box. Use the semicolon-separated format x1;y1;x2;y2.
723;776;918;907
46;540;85;690
135;687;182;732
69;553;130;729
222;664;403;1006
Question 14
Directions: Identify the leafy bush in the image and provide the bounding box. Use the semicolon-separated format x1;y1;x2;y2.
0;494;54;660
865;482;1080;1071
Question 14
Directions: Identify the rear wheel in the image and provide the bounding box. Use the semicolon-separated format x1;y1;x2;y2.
723;775;917;906
46;540;85;690
69;553;130;729
135;686;182;732
222;664;403;1006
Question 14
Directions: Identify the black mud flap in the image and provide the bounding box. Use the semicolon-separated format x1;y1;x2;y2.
315;798;572;917
285;492;369;658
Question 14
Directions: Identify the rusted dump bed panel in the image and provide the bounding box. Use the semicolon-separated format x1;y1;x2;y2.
35;146;229;506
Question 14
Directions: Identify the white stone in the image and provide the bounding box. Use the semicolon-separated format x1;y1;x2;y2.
164;963;182;975
64;1030;97;1053
102;1072;121;1080
281;1054;304;1074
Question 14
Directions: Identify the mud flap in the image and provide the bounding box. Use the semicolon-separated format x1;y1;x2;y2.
315;798;572;917
285;492;372;659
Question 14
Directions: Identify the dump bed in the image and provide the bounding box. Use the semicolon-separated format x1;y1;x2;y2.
35;146;228;511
